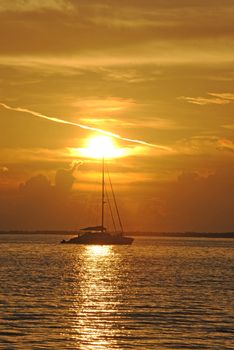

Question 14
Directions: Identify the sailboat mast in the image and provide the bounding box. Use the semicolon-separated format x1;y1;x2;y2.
101;156;105;232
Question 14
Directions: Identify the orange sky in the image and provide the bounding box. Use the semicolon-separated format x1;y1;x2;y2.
0;0;233;232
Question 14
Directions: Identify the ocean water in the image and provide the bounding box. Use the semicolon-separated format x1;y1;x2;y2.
0;235;233;350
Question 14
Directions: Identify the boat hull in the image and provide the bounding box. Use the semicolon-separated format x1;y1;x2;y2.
61;233;134;245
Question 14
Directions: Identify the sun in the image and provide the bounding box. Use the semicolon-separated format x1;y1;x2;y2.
80;135;125;159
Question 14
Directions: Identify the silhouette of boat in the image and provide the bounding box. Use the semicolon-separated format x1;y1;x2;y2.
61;157;134;245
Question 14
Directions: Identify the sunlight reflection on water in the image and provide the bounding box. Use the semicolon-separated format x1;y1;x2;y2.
70;245;119;349
0;235;233;349
86;244;112;257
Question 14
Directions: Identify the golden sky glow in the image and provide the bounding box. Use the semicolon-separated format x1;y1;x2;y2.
0;0;233;232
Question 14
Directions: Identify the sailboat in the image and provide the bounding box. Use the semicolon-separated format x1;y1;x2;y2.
61;157;134;245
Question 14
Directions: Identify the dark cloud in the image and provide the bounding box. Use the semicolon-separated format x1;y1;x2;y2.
112;166;234;232
19;174;52;196
55;161;82;193
0;164;81;230
0;165;234;232
0;0;234;55
161;168;234;232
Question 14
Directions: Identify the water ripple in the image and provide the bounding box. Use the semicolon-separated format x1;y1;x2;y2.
0;236;233;349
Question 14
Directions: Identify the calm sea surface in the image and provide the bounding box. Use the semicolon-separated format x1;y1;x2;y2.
0;235;233;350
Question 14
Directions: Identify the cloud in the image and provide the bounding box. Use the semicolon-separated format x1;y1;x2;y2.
105;165;234;232
173;135;234;156
72;97;136;115
0;41;233;69
0;0;73;12
20;163;79;196
208;92;234;101
217;138;234;153
79;116;179;130
19;174;52;197
79;117;120;126
178;94;232;105
0;0;233;70
0;161;233;232
100;67;162;83
0;147;73;164
0;166;8;172
0;164;81;230
161;168;234;232
222;124;234;130
0;1;233;58
55;161;82;193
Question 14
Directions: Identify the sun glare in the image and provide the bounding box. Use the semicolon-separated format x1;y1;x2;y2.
80;135;125;159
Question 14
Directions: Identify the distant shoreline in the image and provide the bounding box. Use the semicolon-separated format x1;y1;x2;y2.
0;231;233;238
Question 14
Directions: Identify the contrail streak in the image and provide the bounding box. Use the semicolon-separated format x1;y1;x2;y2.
0;102;170;150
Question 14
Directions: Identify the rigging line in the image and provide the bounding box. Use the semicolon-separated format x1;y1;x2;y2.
106;165;124;234
105;186;117;233
101;156;105;231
